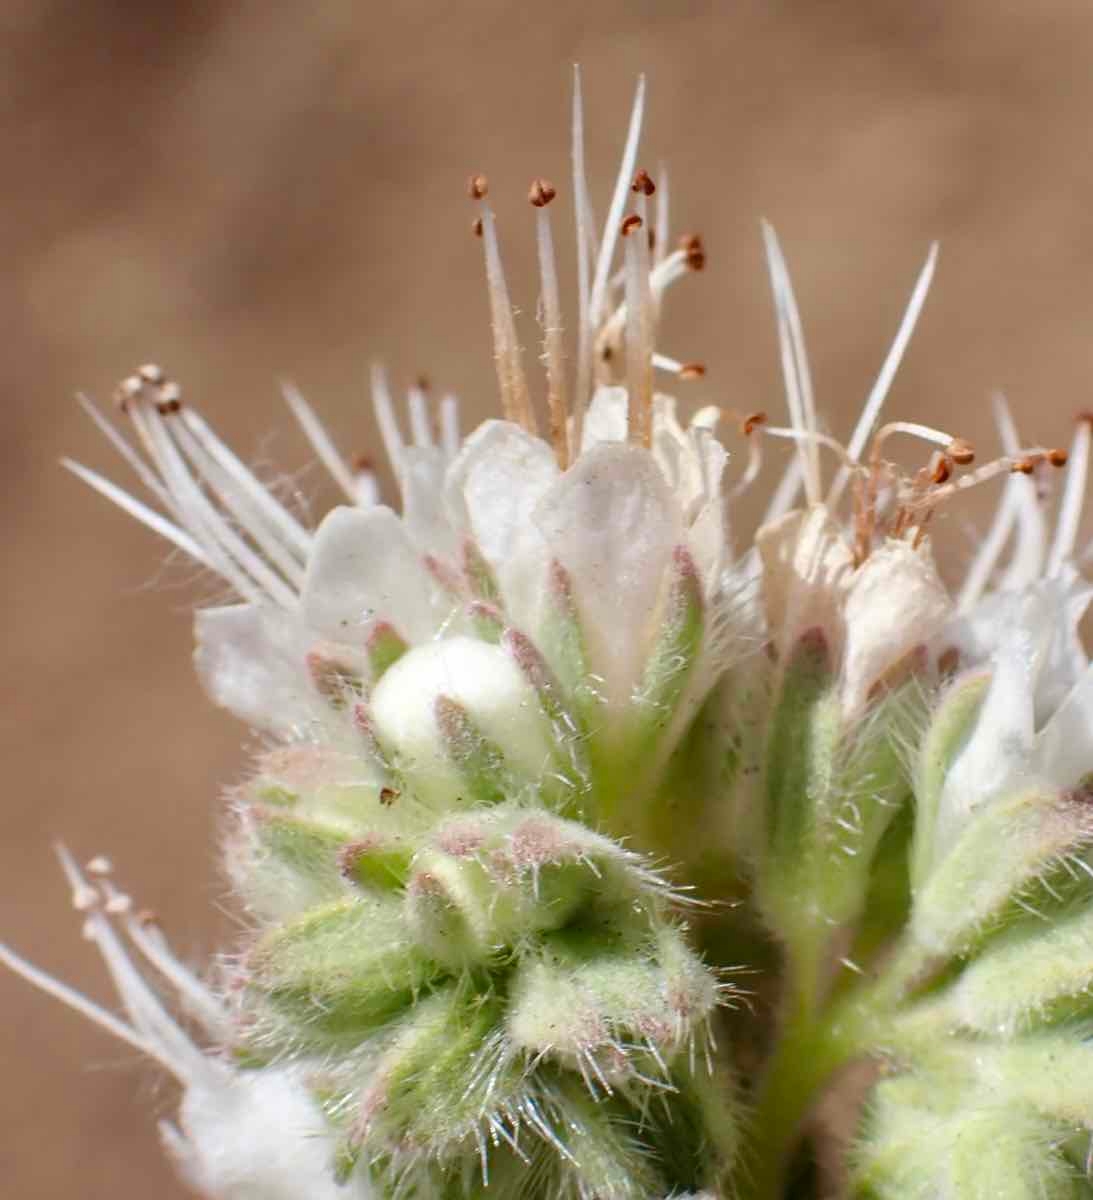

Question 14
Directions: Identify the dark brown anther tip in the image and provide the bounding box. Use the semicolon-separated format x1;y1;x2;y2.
528;177;556;207
631;168;656;196
621;213;643;237
467;173;489;200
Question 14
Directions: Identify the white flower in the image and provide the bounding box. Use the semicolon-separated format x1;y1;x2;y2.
0;849;369;1200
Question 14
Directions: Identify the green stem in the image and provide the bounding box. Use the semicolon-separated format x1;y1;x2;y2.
745;938;927;1199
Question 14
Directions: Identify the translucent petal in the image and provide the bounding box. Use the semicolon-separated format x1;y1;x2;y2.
534;443;682;715
194;604;315;734
302;506;436;644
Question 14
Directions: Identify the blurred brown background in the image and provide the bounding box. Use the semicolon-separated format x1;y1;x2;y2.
2;1;1091;1195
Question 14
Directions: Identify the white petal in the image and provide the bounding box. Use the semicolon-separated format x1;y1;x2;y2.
445;420;559;567
534;442;682;714
841;539;950;715
1035;663;1093;792
941;628;1040;832
400;446;458;560
579;386;629;451
176;1067;369;1200
194;605;314;734
302;506;436;645
756;506;854;659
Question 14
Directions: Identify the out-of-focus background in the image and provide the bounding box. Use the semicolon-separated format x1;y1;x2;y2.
2;1;1091;1194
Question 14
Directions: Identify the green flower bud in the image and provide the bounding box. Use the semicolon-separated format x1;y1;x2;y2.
247;897;439;1044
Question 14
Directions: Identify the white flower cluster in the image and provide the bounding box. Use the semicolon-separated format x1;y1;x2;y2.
3;72;1090;1200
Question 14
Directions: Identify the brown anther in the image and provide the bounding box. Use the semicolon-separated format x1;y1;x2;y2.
1011;457;1036;475
600;344;614;362
528;177;556;207
680;233;706;270
136;908;161;928
1048;447;1069;468
931;457;952;485
379;786;400;807
947;438;975;466
471;217;483;238
415;373;430;392
137;363;166;385
678;362;707;381
631;168;656;196
114;375;143;412
741;410;767;436
467;173;489;200
352;453;375;474
937;646;961;678
1078;410;1093;426
647;228;656;252
621;213;643;237
155;380;182;415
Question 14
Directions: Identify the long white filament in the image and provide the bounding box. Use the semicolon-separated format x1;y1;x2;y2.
761;222;821;506
1047;419;1091;577
282;381;359;502
828;243;939;508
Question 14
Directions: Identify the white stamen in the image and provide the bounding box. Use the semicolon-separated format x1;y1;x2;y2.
1047;418;1091;577
624;208;654;447
370;363;406;480
761;222;821;505
354;466;380;507
959;485;1018;610
763;458;804;526
478;204;535;432
571;64;596;435
407;383;435;449
76;395;176;516
828;243;939;507
535;197;570;466
0;940;158;1062
116;903;233;1041
61;459;210;566
588;76;646;334
993;394;1047;591
140;404;296;607
180;407;312;557
730;433;764;500
654;163;670;270
170;418;306;589
55;847;210;1083
281;380;359;503
439;393;461;461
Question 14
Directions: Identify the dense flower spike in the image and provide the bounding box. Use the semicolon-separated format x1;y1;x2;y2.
7;69;1093;1200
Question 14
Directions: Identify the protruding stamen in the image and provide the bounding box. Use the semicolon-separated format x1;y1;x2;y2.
622;211;654;448
761;222;821;505
828;243;939;507
407;378;435;449
352;455;381;507
530;177;570;468
589;76;647;336
654;165;670;268
473;190;536;433
439;393;461;460
651;354;706;380
571;65;597;446
1046;414;1092;577
282;380;359;502
370;363;405;481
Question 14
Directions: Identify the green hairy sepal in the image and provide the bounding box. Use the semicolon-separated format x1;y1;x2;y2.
216;560;1093;1200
